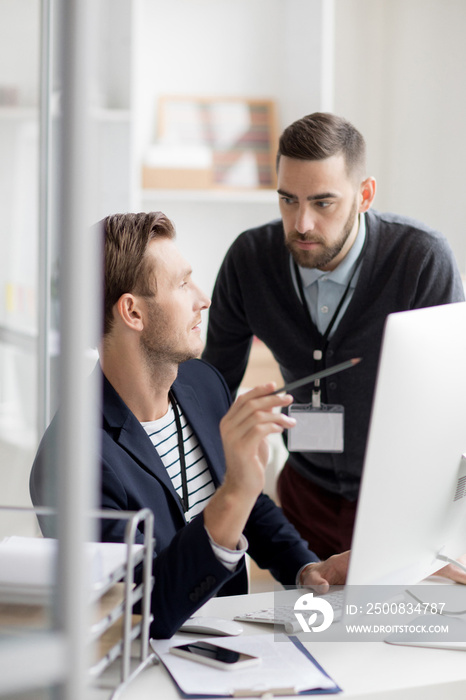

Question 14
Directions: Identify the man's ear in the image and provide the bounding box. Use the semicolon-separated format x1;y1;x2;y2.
115;293;144;331
358;177;377;213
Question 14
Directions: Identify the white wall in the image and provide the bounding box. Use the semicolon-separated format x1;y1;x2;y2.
134;0;331;166
135;0;333;305
135;0;466;296
0;0;39;107
333;0;466;274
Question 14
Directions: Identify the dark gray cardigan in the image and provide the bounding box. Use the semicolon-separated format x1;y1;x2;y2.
203;209;465;500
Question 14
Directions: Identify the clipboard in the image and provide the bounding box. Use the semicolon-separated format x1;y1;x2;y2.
150;633;341;697
288;637;341;696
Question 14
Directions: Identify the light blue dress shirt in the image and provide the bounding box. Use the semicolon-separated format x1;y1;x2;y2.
290;214;366;337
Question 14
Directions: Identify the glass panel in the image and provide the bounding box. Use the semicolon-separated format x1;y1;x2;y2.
0;0;40;532
1;0;133;695
0;2;58;696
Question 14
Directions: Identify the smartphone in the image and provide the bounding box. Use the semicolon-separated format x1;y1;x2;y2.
169;641;261;671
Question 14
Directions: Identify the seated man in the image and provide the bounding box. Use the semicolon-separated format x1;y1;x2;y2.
30;211;349;639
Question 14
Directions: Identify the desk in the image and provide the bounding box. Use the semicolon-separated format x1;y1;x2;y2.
97;589;466;700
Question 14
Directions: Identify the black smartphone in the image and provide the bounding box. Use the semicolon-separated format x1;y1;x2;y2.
169;641;261;671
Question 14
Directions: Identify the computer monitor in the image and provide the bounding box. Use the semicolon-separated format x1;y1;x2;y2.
347;301;466;589
239;303;466;642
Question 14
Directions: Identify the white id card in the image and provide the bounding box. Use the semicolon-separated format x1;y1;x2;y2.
288;404;344;453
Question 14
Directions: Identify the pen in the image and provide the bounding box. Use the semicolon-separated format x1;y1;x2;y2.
270;357;362;395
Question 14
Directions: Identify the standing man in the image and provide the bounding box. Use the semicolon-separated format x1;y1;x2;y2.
30;211;349;639
203;112;465;559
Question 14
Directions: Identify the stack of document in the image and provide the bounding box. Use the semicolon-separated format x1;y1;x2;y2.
0;536;143;604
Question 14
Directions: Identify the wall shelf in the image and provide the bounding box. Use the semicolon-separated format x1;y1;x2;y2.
0;507;156;698
141;187;277;204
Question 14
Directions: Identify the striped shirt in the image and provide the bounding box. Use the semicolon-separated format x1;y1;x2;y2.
141;400;215;522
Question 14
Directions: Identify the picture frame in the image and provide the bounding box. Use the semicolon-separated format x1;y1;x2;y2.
143;95;278;190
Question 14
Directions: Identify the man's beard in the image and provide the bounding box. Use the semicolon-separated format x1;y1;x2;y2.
140;301;201;369
285;198;358;270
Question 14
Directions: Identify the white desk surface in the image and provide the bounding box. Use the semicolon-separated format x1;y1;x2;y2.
94;588;466;700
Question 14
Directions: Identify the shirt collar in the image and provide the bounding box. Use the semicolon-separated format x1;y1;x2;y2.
298;213;366;288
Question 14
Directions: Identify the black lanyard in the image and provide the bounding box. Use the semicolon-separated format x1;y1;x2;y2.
293;258;359;359
293;241;366;403
169;390;189;513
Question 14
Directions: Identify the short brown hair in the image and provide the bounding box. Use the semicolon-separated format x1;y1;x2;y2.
277;112;366;181
102;211;175;335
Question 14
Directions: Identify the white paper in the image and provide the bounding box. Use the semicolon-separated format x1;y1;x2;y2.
0;536;143;600
151;632;337;695
288;407;344;452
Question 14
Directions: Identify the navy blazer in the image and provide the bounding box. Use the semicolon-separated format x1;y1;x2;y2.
30;359;316;638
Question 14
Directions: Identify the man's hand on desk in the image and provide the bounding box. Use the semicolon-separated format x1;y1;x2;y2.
299;550;350;593
435;552;466;584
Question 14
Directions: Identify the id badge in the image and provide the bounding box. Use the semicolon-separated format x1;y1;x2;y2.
288;403;345;453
